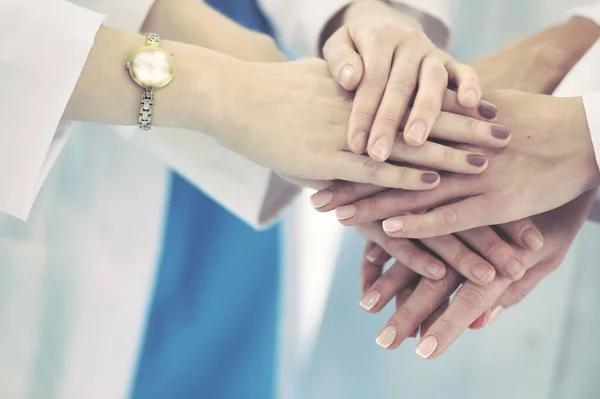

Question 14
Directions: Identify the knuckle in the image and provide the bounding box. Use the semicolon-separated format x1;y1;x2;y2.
388;78;417;97
352;108;376;126
484;239;511;260
455;285;487;309
355;28;381;47
424;59;448;82
440;208;459;227
421;277;450;295
406;247;429;270
415;98;440;119
361;158;384;179
405;27;425;40
394;305;419;325
374;114;401;132
442;146;457;165
464;117;479;133
431;318;456;334
508;285;529;305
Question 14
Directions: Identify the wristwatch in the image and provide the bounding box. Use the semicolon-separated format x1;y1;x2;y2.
126;33;174;130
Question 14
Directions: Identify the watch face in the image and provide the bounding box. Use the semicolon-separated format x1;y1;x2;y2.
128;47;174;88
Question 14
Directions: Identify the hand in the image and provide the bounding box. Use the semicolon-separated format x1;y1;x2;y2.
311;90;600;236
321;0;483;157
356;216;542;349
216;60;510;190
469;17;600;94
360;190;595;358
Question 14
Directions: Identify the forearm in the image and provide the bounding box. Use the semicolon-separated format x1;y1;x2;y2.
63;26;243;135
142;0;286;62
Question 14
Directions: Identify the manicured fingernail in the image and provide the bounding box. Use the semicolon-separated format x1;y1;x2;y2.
465;89;477;106
426;263;446;279
340;64;355;87
466;154;488;167
416;336;438;359
351;131;367;153
376;325;398;349
473;263;494;282
505;259;526;280
371;137;391;161
490;125;511;139
310;189;333;209
487;306;504;326
336;205;357;221
360;290;381;311
522;228;544;251
405;120;427;145
421;172;440;184
478;103;498;119
366;245;384;263
383;219;404;233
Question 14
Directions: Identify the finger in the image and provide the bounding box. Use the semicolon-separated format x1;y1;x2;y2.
494;255;564;311
456;226;526;281
379;236;447;280
332;152;440;190
334;184;462;226
383;196;496;239
376;268;463;350
468;312;488;330
360;261;417;313
322;26;364;91
403;55;448;146
498;218;544;252
396;283;421;338
415;277;512;359
441;89;498;121
389;139;489;174
420;299;450;336
445;60;482;108
361;241;391;294
417;111;512;149
347;34;396;155
367;48;423;160
310;182;387;212
421;234;496;285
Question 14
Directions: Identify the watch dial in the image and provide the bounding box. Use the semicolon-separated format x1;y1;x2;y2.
130;49;172;87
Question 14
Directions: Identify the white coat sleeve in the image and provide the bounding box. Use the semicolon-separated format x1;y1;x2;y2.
0;0;105;220
257;0;453;57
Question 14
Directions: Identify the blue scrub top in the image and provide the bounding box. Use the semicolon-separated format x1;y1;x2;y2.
130;3;282;398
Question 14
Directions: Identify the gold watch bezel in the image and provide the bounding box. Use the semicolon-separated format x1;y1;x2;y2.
127;45;174;89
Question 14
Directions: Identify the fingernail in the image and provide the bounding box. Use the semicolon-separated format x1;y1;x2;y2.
351;131;367;153
465;89;477;106
383;219;404;233
360;290;381;311
426;263;446;279
366;245;384;263
487;306;504;326
405;120;427;145
335;205;357;221
478;103;498;119
505;259;526;280
340;64;355;87
421;172;440;184
490;125;511;140
522;228;544;251
473;263;494;282
310;189;333;209
376;325;398;349
371;137;391;161
466;154;488;167
416;336;438;359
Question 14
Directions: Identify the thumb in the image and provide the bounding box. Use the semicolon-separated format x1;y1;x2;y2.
322;26;364;91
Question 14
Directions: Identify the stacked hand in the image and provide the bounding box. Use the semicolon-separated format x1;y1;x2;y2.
303;0;600;359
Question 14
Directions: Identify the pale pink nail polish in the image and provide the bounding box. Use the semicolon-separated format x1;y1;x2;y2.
405;120;427;145
336;205;357;221
376;325;398;349
382;219;404;233
371;137;391;161
340;64;355;87
465;89;477;106
310;189;333;209
415;336;438;359
522;228;544;251
360;290;381;311
366;245;384;263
